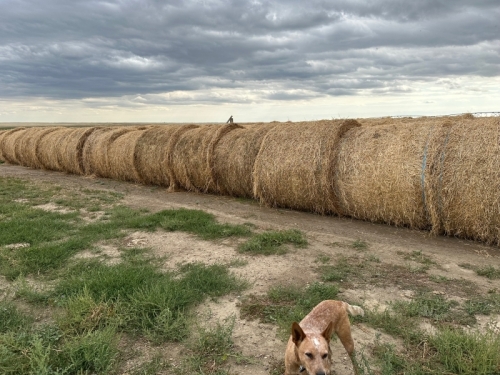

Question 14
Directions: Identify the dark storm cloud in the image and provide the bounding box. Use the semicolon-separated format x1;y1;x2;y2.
0;0;499;102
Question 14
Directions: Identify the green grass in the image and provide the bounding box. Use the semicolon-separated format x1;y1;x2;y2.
237;229;307;255
239;282;339;337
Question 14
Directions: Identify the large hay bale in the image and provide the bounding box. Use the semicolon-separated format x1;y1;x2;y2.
57;127;97;175
14;127;64;169
253;120;360;214
107;126;150;182
134;125;196;187
212;123;277;198
82;127;133;178
336;120;450;228
0;127;28;164
169;124;240;192
36;128;75;172
430;117;500;244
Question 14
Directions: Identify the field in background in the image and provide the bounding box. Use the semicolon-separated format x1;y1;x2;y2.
1;167;499;375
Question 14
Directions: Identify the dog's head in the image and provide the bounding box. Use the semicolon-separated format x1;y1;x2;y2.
291;321;334;375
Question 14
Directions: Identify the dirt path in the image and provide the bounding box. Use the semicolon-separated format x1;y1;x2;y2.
1;163;499;375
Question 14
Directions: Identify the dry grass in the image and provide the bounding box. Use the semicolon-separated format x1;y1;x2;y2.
253;120;360;214
36;128;76;172
57;127;97;175
212;123;276;198
13;127;64;169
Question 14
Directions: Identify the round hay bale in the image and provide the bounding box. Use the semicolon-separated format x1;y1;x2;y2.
57;127;97;175
212;123;277;198
0;127;28;164
82;127;133;178
430;117;500;244
134;125;193;187
336;120;450;228
14;127;64;169
36;128;76;172
253;119;360;214
107;126;150;182
169;124;240;193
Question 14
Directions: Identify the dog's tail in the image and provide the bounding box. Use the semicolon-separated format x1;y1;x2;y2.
344;302;364;317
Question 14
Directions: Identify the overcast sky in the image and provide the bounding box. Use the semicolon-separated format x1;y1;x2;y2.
0;0;499;122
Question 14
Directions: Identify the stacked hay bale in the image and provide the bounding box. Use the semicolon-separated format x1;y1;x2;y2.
430;117;500;245
212;123;276;198
336;119;452;228
135;125;198;187
169;124;240;192
107;126;150;182
14;127;64;169
0;127;27;164
253;120;360;214
56;127;97;175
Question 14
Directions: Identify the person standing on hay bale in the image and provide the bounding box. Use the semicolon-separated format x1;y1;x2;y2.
226;115;233;124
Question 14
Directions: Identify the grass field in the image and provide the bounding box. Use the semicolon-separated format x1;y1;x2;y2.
1;174;500;375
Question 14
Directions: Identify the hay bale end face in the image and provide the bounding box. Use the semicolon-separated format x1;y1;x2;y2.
135;125;192;187
0;128;28;164
107;126;150;182
336;120;449;229
212;123;276;198
253;120;360;214
433;117;500;245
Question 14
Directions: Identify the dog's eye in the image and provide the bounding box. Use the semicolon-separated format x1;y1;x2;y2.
305;352;313;359
322;353;328;359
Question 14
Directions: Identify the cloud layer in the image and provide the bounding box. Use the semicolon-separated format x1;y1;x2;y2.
0;0;499;120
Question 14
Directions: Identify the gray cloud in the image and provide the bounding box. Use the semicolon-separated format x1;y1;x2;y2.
0;0;499;104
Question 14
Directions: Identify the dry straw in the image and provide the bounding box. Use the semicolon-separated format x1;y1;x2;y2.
135;125;194;187
14;127;65;169
430;117;500;245
56;127;97;175
212;123;276;198
107;126;150;182
0;130;5;162
36;128;77;172
336;119;455;229
253;119;360;214
169;124;240;192
0;127;28;164
82;127;134;177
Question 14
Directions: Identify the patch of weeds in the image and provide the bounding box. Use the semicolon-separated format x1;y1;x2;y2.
352;239;368;250
364;308;420;342
476;265;500;280
237;229;307;255
0;301;33;333
318;256;363;283
225;258;248;268
268;357;285;375
464;292;500;316
128;354;170;375
399;250;436;267
239;282;339;337
315;253;331;264
176;317;241;375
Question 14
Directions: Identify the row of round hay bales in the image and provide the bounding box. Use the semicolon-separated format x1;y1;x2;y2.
0;127;27;164
253;119;361;214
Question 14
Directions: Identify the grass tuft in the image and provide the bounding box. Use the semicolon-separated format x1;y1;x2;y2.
237;229;307;255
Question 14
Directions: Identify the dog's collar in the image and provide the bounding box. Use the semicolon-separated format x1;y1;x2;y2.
299;365;306;373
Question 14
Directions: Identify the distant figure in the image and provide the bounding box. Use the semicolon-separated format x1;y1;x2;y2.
226;115;233;124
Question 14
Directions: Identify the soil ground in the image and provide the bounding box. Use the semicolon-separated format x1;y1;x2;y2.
1;163;499;375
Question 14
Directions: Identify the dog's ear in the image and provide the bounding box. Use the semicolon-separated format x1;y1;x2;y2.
291;322;306;346
321;321;335;341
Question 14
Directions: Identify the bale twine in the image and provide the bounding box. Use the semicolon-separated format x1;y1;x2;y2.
430;117;500;245
134;125;193;187
336;120;451;228
82;127;133;178
169;124;240;193
14;127;64;169
253;120;360;214
107;126;150;182
36;128;75;172
0;127;28;164
212;123;276;198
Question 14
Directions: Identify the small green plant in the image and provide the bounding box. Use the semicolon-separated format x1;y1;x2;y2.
238;229;307;255
476;265;500;280
352;239;368;250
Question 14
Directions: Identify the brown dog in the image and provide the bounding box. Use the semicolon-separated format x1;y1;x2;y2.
284;300;364;375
